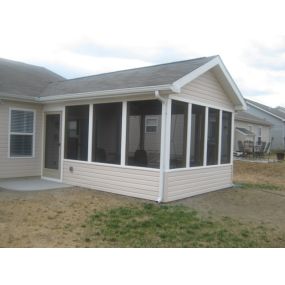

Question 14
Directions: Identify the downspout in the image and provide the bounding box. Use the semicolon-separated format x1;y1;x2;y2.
155;90;167;203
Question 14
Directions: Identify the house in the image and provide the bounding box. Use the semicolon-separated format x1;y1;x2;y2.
0;55;246;202
245;99;285;151
234;111;271;152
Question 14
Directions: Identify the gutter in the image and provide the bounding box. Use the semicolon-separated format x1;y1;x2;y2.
155;90;168;203
0;84;178;104
38;84;177;103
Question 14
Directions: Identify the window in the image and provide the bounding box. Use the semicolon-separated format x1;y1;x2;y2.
190;104;205;167
126;100;162;168
221;111;232;164
170;100;188;169
145;116;158;133
65;105;89;161
207;108;220;165
9;109;34;157
92;102;122;164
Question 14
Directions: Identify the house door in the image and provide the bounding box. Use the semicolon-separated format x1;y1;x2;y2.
43;112;62;180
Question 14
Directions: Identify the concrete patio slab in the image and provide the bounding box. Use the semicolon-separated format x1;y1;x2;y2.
0;177;70;191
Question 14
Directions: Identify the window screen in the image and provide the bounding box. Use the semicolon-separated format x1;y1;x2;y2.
10;109;34;157
65;105;89;161
207;108;220;165
170;100;188;169
126;100;162;168
190;104;205;167
221;111;232;164
92;102;122;164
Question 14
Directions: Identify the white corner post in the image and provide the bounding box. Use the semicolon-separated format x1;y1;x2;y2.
203;106;209;166
218;109;223;165
60;107;66;181
155;91;169;203
88;104;93;162
121;101;127;166
186;103;192;167
230;111;235;165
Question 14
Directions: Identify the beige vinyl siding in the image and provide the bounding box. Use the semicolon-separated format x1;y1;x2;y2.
164;165;233;202
0;101;42;178
179;70;234;110
63;160;160;200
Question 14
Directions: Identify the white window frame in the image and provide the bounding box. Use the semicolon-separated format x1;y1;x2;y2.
8;108;36;158
145;115;159;133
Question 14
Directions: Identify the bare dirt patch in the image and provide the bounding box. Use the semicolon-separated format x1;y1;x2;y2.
0;187;142;247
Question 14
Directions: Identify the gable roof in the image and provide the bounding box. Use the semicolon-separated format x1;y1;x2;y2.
246;99;285;121
41;56;216;97
235;111;272;126
0;58;65;99
0;56;246;110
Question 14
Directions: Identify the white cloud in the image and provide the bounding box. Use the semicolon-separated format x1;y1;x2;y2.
0;0;285;107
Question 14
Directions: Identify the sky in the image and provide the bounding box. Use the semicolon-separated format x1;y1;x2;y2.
1;0;285;107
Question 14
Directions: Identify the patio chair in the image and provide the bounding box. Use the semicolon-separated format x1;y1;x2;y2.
237;140;245;157
254;141;266;158
244;140;254;158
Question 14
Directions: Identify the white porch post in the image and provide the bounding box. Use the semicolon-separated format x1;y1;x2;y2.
157;96;170;202
218;109;223;165
121;101;127;166
186;103;192;167
230;111;235;164
203;106;209;166
88;104;93;162
60;107;66;181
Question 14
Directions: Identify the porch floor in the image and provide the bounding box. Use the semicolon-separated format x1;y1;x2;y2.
0;177;70;191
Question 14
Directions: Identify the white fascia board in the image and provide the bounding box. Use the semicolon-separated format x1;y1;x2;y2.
172;56;247;111
38;84;174;103
0;92;36;103
247;101;285;122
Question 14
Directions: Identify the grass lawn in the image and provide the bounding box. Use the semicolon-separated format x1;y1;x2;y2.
0;160;284;247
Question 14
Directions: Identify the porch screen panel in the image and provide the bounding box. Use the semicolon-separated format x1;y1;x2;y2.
92;102;122;164
126;100;162;168
190;104;205;167
10;109;34;157
207;108;220;165
65;105;89;161
221;111;232;164
170;100;188;169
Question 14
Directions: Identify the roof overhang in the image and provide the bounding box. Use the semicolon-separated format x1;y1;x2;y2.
235;128;255;136
0;85;176;104
172;56;247;111
37;84;175;103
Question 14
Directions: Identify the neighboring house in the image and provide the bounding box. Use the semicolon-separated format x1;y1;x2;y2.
0;55;246;202
234;111;271;151
245;99;285;151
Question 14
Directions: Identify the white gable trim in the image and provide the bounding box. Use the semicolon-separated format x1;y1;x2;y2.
172;56;247;111
247;101;285;122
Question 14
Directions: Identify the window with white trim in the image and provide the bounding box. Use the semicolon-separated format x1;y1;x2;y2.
10;109;35;157
145;116;158;133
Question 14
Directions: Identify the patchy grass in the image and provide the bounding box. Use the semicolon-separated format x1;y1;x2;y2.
83;203;285;248
236;182;283;191
234;160;285;189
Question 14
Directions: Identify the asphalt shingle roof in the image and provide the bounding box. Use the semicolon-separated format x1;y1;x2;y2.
235;111;271;126
0;58;65;97
246;99;285;120
40;56;217;97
